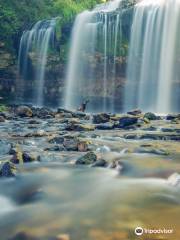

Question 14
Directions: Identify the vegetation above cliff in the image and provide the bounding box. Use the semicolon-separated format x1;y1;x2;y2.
0;0;102;52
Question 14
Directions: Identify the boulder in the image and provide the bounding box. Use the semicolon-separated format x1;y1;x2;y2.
144;112;157;120
63;136;79;151
66;123;95;131
0;162;16;177
76;151;97;165
93;113;110;124
127;109;142;115
16;106;33;117
92;159;107;167
0;115;5;122
118;115;138;128
166;114;180;121
11;151;36;164
96;122;114;130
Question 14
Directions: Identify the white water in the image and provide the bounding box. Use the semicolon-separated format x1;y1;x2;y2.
125;0;180;113
64;0;123;112
18;19;56;106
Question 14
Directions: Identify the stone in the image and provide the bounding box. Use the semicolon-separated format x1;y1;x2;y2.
11;151;36;164
49;136;64;144
144;112;157;120
118;115;138;128
66;123;95;131
0;115;5;122
44;145;65;151
77;141;88;152
63;136;78;151
166;114;180;120
16;106;33;117
127;109;142;115
92;159;107;167
93;113;110;124
76;151;97;165
0;162;16;177
135;147;169;155
96;122;114;130
75;124;95;131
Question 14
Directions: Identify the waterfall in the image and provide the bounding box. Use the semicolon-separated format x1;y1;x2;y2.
64;0;124;112
18;19;56;106
125;0;180;113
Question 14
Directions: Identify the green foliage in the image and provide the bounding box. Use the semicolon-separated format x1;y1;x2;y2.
0;0;102;52
53;0;102;22
0;104;7;112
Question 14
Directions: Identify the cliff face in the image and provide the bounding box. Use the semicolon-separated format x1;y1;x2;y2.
0;42;16;101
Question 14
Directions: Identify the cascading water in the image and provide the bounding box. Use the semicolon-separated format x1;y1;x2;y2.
18;19;56;106
64;0;124;112
124;0;180;113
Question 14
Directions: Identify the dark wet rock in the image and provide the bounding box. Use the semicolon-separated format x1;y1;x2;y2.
118;115;138;128
44;145;65;151
161;127;180;133
0;115;5;122
144;112;157;120
96;122;114;130
49;136;64;144
9;232;38;240
135;147;169;155
92;159;107;167
28;119;41;124
166;114;180;121
142;126;157;131
93;113;110;124
16;106;33;117
66;123;95;131
11;151;36;164
24;130;48;137
32;107;55;119
0;161;16;177
57;108;73;114
127;109;142;116
124;133;180;141
72;111;86;118
76;151;97;165
63;136;79;151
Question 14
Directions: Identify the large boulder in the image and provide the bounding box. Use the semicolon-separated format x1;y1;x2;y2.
118;115;138;128
0;162;16;177
16;106;33;117
93;113;110;124
144;112;157;120
76;151;97;165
